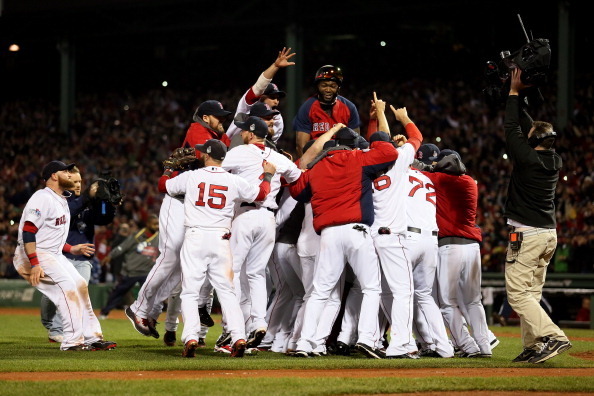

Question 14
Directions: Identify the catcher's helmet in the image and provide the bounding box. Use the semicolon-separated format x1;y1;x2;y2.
314;65;343;87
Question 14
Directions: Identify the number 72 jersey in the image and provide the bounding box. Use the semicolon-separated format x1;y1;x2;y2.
164;166;260;229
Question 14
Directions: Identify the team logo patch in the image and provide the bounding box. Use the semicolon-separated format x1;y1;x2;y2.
29;208;41;217
250;123;256;131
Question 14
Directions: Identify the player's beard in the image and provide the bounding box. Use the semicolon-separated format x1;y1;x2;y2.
58;175;75;190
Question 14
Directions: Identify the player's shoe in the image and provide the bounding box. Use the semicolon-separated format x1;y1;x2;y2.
246;328;266;348
182;339;199;358
125;307;151;337
147;318;160;339
230;339;247;358
334;341;351;356
214;345;232;354
216;332;231;347
528;339;572;364
89;340;117;351
458;351;481;358
48;334;63;343
292;350;310;358
355;343;383;359
490;338;501;349
386;353;417;359
512;348;541;363
64;344;92;351
198;306;215;327
197;338;206;348
164;331;176;347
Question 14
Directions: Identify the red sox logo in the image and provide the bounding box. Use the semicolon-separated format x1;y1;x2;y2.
55;215;67;226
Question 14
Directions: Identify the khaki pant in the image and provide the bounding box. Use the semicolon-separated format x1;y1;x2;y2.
505;228;568;350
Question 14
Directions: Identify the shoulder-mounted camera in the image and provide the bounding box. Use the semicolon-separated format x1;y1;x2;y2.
482;15;551;110
94;170;124;206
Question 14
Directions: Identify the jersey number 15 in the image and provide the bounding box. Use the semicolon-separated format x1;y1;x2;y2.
196;182;228;209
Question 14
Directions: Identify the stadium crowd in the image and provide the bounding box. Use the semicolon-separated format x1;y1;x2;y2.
1;74;593;280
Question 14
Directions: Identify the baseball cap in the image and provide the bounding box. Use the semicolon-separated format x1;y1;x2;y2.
369;131;391;144
263;83;286;98
195;100;232;118
249;102;280;118
416;144;440;165
195;139;227;161
234;116;269;138
335;127;359;148
435;148;462;162
42;160;75;180
356;135;369;149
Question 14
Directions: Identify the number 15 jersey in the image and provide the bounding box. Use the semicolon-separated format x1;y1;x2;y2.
164;166;260;229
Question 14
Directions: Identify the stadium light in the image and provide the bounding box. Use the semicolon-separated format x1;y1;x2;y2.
8;44;19;52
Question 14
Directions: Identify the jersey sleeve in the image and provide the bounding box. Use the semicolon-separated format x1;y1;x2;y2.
165;171;191;196
292;98;315;134
22;193;48;229
279;155;303;184
233;174;260;203
288;171;311;203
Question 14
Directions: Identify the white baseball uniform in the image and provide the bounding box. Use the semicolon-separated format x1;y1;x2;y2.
226;74;284;143
13;187;103;350
222;144;302;334
164;165;264;345
371;142;416;356
404;167;454;357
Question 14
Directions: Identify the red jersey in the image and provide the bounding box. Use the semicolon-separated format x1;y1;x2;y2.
423;172;482;242
292;95;360;140
182;122;231;158
289;141;397;233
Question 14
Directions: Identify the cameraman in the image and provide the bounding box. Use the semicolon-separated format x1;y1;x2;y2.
41;166;117;343
503;68;571;364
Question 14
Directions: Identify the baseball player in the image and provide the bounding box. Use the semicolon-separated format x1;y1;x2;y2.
13;160;116;351
126;100;232;339
158;139;276;357
366;93;423;358
41;166;117;343
423;150;492;357
220;116;302;348
289;124;399;358
226;47;295;145
294;65;361;157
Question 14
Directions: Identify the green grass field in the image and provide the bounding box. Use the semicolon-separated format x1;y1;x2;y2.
1;309;593;395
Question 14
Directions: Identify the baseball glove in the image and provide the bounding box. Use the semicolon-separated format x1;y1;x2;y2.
171;147;195;159
163;155;197;171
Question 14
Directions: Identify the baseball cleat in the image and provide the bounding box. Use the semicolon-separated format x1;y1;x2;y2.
292;350;310;358
164;330;176;347
386;353;416;359
48;334;64;343
198;306;215;327
89;340;117;351
182;339;199;358
458;351;481;358
355;343;383;359
215;332;231;347
64;344;92;351
125;307;151;337
490;338;501;349
334;341;351;356
246;328;267;348
197;338;206;348
147;318;160;339
230;339;247;358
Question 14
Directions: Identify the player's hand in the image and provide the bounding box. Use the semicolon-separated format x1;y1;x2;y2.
171;147;195;159
71;243;96;257
29;265;44;287
262;160;277;175
393;134;407;147
369;100;377;120
372;92;386;114
329;123;346;136
274;47;296;68
391;105;412;125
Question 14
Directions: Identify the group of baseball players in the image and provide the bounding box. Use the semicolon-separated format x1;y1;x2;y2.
15;47;499;359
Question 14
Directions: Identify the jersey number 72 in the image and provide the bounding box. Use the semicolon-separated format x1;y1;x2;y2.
408;176;436;206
